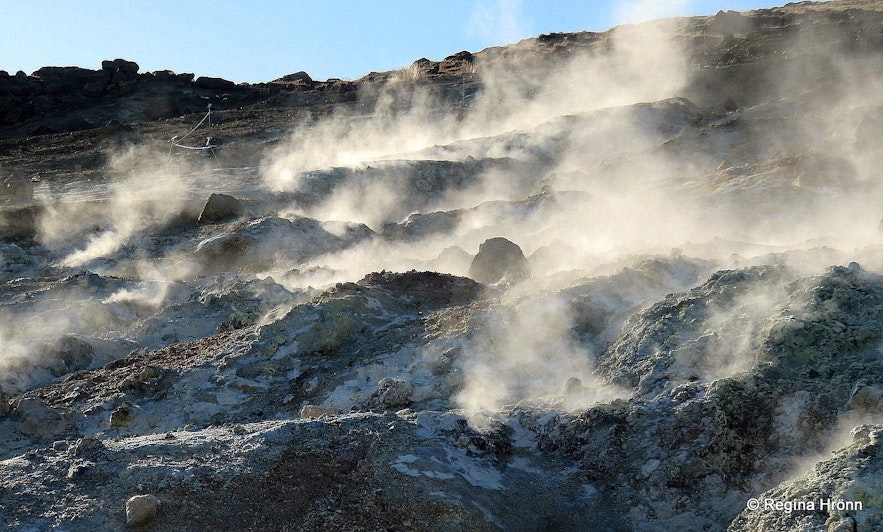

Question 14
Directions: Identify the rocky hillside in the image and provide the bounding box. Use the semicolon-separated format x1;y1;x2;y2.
4;1;883;530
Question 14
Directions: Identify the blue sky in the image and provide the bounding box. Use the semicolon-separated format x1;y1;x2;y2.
3;0;789;83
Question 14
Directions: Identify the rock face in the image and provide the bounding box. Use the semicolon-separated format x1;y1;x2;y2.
197;193;245;225
709;9;751;34
468;237;530;283
0;57;354;134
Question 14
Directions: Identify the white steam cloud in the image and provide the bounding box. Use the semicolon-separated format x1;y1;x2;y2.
38;145;196;269
614;0;692;25
456;292;627;413
467;0;531;46
255;7;883;416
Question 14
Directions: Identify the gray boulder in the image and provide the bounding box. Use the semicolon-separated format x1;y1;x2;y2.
468;237;530;284
125;494;159;526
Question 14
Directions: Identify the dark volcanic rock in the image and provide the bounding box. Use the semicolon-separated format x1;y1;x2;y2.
356;270;482;308
101;59;139;75
275;71;314;85
439;50;475;76
468;237;530;284
194;76;236;90
197;193;245;225
0;205;39;241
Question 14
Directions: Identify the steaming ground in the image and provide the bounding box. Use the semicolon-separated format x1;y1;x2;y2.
5;2;883;530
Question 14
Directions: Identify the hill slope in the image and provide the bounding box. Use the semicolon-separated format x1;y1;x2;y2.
4;1;883;530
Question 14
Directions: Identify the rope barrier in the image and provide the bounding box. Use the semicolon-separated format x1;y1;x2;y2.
171;141;218;151
175;108;212;144
168;105;221;167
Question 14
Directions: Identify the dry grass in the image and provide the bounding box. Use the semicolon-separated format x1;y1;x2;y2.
773;0;883;13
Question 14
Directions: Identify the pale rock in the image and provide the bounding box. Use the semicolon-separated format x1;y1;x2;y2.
125;494;158;527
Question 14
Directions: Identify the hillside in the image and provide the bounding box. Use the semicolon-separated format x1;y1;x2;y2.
4;1;883;530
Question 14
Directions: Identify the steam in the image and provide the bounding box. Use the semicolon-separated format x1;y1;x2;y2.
259;13;695;275
614;0;691;25
0;145;214;393
456;291;627;413
262;85;462;192
251;8;883;414
38;145;196;269
467;0;530;45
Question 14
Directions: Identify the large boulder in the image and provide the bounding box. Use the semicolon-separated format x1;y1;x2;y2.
197;193;244;225
370;377;415;408
15;398;65;438
468;237;530;284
